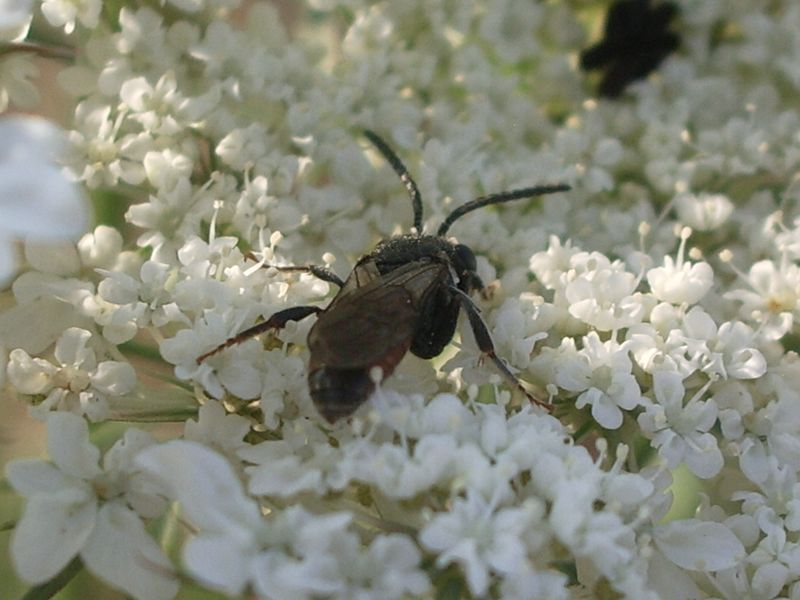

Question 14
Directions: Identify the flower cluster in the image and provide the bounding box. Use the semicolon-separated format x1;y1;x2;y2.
4;0;800;598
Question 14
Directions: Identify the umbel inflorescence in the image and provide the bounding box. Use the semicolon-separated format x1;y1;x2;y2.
3;1;800;599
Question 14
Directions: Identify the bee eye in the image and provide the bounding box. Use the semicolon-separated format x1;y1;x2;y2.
454;244;477;273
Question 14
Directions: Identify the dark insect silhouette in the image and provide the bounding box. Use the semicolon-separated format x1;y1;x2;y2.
198;130;569;423
580;0;680;98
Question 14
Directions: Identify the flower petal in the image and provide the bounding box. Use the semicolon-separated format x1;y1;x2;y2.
183;535;251;596
654;519;745;572
81;503;178;600
46;411;102;479
5;458;75;496
135;440;261;534
11;493;96;583
54;327;93;369
0;116;89;238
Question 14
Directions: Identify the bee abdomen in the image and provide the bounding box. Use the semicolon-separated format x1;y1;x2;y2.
308;368;375;423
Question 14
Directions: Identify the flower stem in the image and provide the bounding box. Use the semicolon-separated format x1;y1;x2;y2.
0;42;75;61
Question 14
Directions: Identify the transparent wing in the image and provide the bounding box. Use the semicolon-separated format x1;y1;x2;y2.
308;260;448;370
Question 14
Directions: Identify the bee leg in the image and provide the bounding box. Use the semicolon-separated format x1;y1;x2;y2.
244;252;345;287
196;305;323;363
450;287;551;411
268;265;344;288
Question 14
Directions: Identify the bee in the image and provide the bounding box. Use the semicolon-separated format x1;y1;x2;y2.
198;130;569;423
580;0;680;98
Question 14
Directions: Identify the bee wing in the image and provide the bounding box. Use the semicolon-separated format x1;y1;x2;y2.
308;260;448;371
334;259;382;300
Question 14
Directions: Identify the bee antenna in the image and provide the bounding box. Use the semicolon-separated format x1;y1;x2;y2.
436;184;571;237
364;130;424;233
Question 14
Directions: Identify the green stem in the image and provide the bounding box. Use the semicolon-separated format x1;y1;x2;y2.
20;557;83;600
0;42;74;61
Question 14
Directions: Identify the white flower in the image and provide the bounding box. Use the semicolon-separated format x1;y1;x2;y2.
136;440;265;596
232;173;302;238
120;72;184;136
734;457;800;530
775;215;800;262
216;123;270;170
625;321;681;374
0;51;39;110
0;0;34;41
6;412;176;599
161;312;263;400
707;562;790;600
77;225;124;269
747;525;800;593
95;259;188;342
0;116;88;284
521;429;658;595
126;182;219;262
333;433;461;499
653;519;746;571
135;440;357;599
9;0;800;597
726;259;800;340
23;238;82;277
709;320;767;380
184;400;250;459
638;371;724;479
554;333;643;429
420;490;538;597
674;192;734;231
40;0;101;34
242;439;329;497
573;511;639;589
564;252;648;330
7;327;137;421
256;348;308;428
655;305;767;380
646;227;713;305
136;440;270;596
66;101;149;188
142;149;194;191
529;236;581;291
490;296;551;369
500;567;569;600
476;0;543;63
326;533;430;600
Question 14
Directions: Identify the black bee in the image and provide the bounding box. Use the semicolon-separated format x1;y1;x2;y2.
580;0;680;98
198;130;569;423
